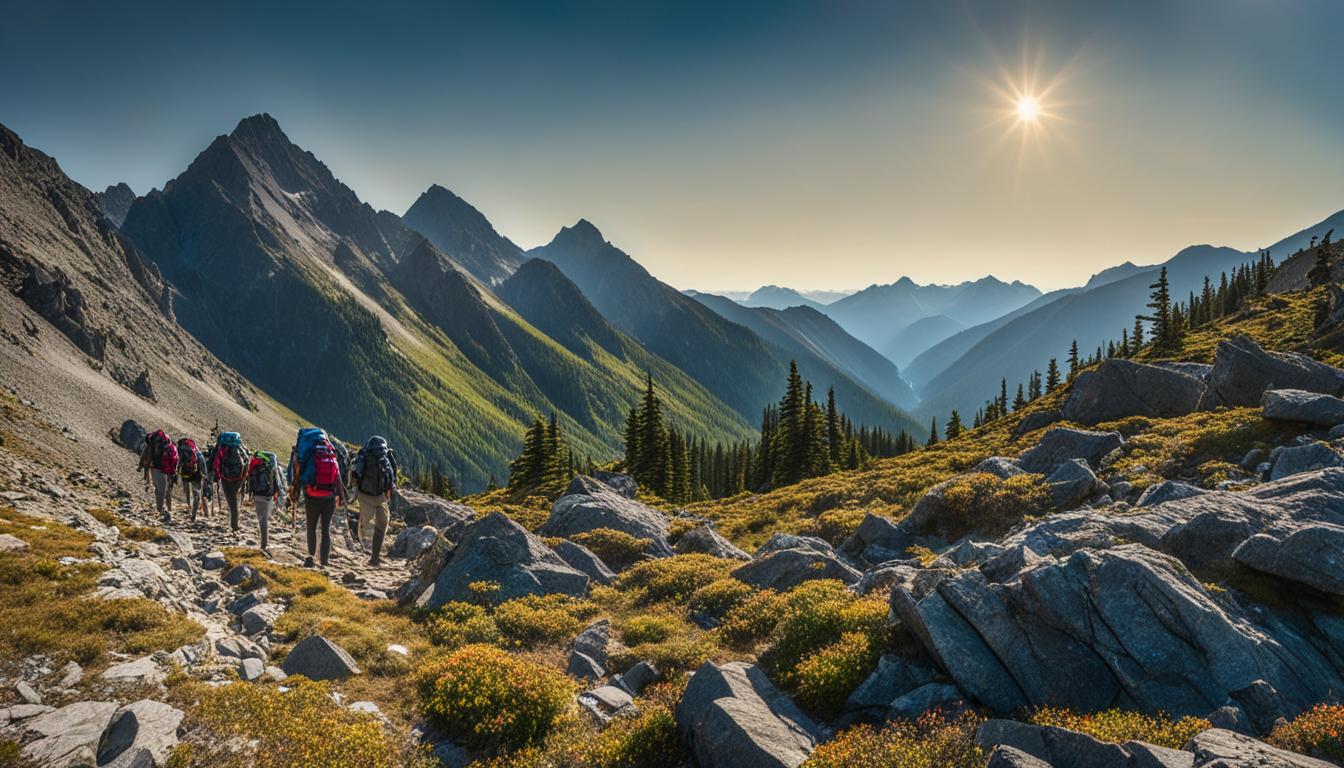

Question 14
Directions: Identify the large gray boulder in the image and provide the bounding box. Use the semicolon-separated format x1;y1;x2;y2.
416;512;589;610
1233;523;1344;596
96;699;184;767
842;654;939;719
986;746;1054;768
1269;441;1343;481
675;524;751;560
839;513;915;566
19;701;118;766
394;491;475;542
389;525;440;560
281;635;361;681
542;476;673;556
1045;459;1103;509
731;547;860;591
1017;427;1124;474
593;471;638;499
1262;388;1344;426
976;719;1130;768
675;661;820;768
1200;335;1344;409
117;419;148;453
1062;359;1206;425
552;539;617;586
1187;728;1336;767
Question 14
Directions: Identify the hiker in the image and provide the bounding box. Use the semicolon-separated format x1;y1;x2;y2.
245;449;285;553
211;431;250;532
289;428;347;569
176;436;207;522
139;430;179;522
351;436;398;566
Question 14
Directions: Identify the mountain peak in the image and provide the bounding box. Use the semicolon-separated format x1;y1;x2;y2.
233;113;283;135
549;218;606;249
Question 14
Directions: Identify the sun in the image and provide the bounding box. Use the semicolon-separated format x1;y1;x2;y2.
1016;95;1041;122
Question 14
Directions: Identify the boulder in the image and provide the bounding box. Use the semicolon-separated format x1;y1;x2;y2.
731;547;860;591
1269;442;1343;481
838;513;912;565
675;524;751;560
221;563;262;587
842;655;939;719
1012;409;1062;439
101;657;165;687
986;746;1053;768
975;456;1029;479
394;490;474;542
753;532;836;558
19;701;118;766
542;476;673;556
117;420;148;453
239;603;284;635
675;661;820;768
415;512;589;610
976;719;1130;768
281;635;361;681
1262;388;1344;426
0;533;29;552
388;525;439;560
1136;481;1207;507
1062;359;1206;425
1201;335;1344;409
888;682;966;722
580;685;636;721
200;551;226;570
552;539;617;585
567;651;604;681
239;657;265;682
593;471;638;499
573;620;613;669
615;661;659;696
1186;728;1336;767
1046;459;1103;509
1154;361;1213;381
1232;524;1344;596
1017;427;1124;474
96;699;184;767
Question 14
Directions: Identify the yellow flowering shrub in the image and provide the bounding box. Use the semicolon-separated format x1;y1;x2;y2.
793;631;878;718
617;554;737;605
425;601;500;649
572;528;653;570
620;612;682;646
493;594;597;648
1268;704;1344;762
688;577;753;620
761;580;888;689
179;679;403;768
718;589;786;649
932;472;1051;540
1028;707;1210;749
803;711;985;768
419;644;576;752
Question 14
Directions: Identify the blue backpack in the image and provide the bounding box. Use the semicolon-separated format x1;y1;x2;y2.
293;427;330;489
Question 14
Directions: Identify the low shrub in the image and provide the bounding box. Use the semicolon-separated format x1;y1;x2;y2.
688;578;753;620
608;634;718;676
718;589;785;649
419;644;576;752
1268;704;1344;763
1028;707;1210;749
473;702;684;768
572;528;653;571
761;580;888;690
425;601;500;649
803;711;985;768
620;613;682;646
179;679;403;768
930;472;1051;539
493;594;596;648
793;631;878;718
617;554;737;605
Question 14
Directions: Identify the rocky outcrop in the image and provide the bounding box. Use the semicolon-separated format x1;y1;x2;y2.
1017;428;1124;475
731;547;860;591
1268;442;1343;481
116;420;148;454
1186;728;1336;767
593;471;638;499
394;491;474;542
542;475;673;556
675;661;820;768
1262;388;1344;426
552;539;617;586
1233;524;1344;596
416;512;589;610
676;524;751;560
1062;359;1206;425
96;699;184;767
1200;335;1344;409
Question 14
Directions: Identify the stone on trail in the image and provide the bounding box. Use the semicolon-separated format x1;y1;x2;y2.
16;680;42;705
675;661;820;768
1262;388;1344;426
239;657;265;682
200;551;226;570
239;603;284;635
281;635;361;681
1061;358;1206;425
96;699;184;767
221;563;262;587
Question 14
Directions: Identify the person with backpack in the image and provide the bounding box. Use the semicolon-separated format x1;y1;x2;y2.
288;427;347;569
245;450;285;553
211;431;251;533
138;430;179;522
176;436;207;522
351;436;398;566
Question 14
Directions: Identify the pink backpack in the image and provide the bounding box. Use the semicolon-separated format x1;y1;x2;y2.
305;442;340;498
159;440;180;475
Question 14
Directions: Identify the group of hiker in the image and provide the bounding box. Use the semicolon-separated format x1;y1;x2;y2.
137;425;398;569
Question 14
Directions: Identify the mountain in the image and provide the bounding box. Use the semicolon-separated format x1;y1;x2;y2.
739;285;825;311
690;292;918;410
1083;261;1145;290
531;221;922;436
94;182;136;227
915;242;1260;421
119;114;751;489
0;122;298;471
400;184;525;286
822;276;1041;366
880;314;965;368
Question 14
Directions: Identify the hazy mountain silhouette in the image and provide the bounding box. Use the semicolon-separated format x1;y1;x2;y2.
739;285;826;311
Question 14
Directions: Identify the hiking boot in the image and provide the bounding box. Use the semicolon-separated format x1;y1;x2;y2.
303;556;315;568
367;556;382;567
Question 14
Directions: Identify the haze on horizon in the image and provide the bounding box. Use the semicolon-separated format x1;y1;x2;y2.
4;0;1342;292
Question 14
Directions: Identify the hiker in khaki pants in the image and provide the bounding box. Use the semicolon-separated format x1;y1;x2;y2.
351;436;398;567
356;489;391;566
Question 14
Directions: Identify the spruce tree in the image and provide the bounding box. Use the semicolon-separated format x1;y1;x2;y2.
1067;340;1080;379
1139;266;1173;351
1309;229;1335;287
825;386;842;468
946;409;963;440
926;418;939;447
1013;383;1027;412
1045;358;1060;392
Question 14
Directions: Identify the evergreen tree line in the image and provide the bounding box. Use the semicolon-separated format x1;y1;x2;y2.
623;365;916;504
506;413;590;496
411;464;460;500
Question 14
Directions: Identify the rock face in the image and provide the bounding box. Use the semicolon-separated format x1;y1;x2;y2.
1200;335;1344;409
1268;442;1343;481
416;512;588;610
1187;728;1336;767
1062;359;1206;425
551;539;617;586
281;635;361;681
1017;428;1124;475
542;476;673;556
1262;388;1344;426
731;547;860;591
675;524;751;560
1233;524;1344;596
675;661;820;768
96;699;184;767
19;700;119;766
395;491;475;542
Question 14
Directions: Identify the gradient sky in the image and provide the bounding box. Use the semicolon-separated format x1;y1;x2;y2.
5;1;1343;291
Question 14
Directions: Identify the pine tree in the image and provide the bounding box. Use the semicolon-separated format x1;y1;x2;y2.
926;418;939;447
1067;340;1080;379
825;386;842;468
1028;370;1042;401
946;410;963;440
1140;266;1174;351
1309;229;1335;287
1045;358;1060;392
1013;383;1027;412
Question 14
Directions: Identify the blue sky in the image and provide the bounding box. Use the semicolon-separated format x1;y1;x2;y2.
4;0;1343;290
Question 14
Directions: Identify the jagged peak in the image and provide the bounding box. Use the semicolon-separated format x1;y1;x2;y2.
232;113;284;138
546;218;607;249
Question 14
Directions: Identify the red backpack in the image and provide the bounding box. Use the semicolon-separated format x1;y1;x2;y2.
305;442;341;498
159;440;180;475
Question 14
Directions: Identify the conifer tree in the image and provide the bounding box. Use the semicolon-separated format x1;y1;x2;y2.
1309;229;1335;287
825;386;842;468
926;418;939;447
1028;370;1042;401
1140;266;1174;351
1067;340;1080;379
1013;383;1027;412
946;409;963;440
1045;358;1061;392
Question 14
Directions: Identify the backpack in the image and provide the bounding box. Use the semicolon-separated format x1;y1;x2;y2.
216;441;248;482
306;442;341;498
294;427;329;488
158;440;179;475
145;430;170;468
249;451;278;497
177;438;200;479
355;436;395;496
